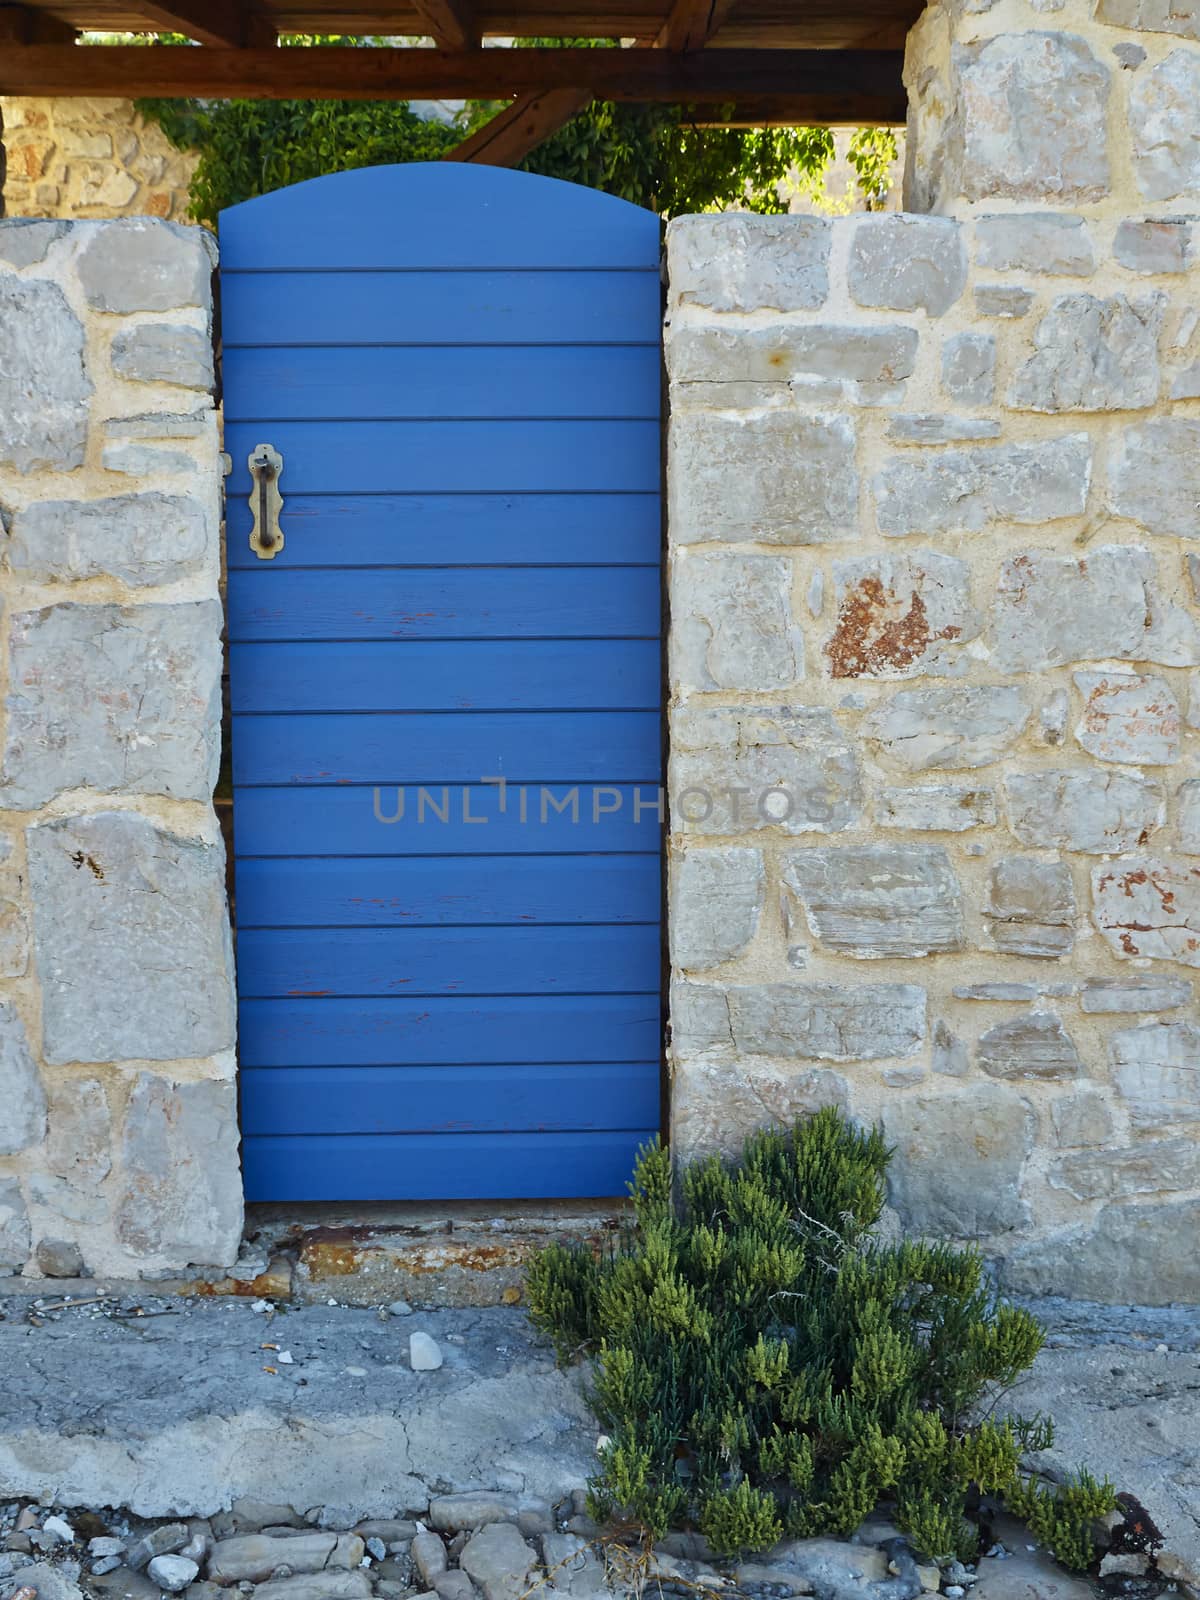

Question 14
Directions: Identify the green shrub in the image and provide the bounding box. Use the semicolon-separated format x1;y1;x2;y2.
526;1110;1115;1566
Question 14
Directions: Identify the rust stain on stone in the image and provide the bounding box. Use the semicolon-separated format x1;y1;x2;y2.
824;575;959;679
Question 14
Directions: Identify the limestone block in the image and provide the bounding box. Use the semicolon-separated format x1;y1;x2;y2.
1007;293;1164;412
102;441;197;477
1097;0;1200;38
46;1077;112;1185
1111;420;1200;539
823;550;979;679
783;844;965;958
932;1019;969;1076
986;856;1076;957
669;980;733;1056
76;218;216;313
977;1011;1081;1080
1006;770;1163;852
666;214;830;312
116;1073;241;1266
872;784;996;831
874;436;1090;537
671;412;858;544
1111;1020;1200;1126
885;415;1001;444
941;331;996;404
0;275;91;473
27;811;235;1065
671;1060;848;1162
884;1085;1034;1236
1;602;223;809
0;1003;46;1155
668;320;917;385
1179;780;1200;852
671;704;862;834
976;286;1034;317
0;219;66;268
9;494;214;586
671;847;765;970
0;1177;30;1272
1093;858;1200;965
104;410;210;441
110;323;214;390
1114;218;1195;273
1002;1194;1200;1302
861;684;1031;771
1050;1088;1115;1146
725;982;927;1061
1082;977;1192;1011
957;32;1111;201
975;213;1095;276
672;552;802;691
991;546;1200;670
848;215;966;315
1130;49;1200;200
1050;1137;1200;1199
1072;671;1180;765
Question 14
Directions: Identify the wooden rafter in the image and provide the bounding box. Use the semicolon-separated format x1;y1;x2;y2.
0;4;75;42
656;0;737;51
445;87;592;165
410;0;479;47
0;46;906;119
119;0;275;46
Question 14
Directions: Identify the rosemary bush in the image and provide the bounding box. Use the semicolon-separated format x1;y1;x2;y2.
527;1110;1114;1567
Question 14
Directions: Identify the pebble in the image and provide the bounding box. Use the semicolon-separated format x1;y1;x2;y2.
365;1539;387;1563
127;1523;190;1571
90;1538;127;1559
388;1301;413;1317
42;1517;75;1546
946;1588;965;1597
410;1333;444;1371
148;1555;201;1592
92;1556;124;1576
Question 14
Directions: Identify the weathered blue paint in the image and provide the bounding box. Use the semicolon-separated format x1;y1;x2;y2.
220;163;663;1202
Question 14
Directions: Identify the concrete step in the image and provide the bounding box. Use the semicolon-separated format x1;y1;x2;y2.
0;1297;596;1521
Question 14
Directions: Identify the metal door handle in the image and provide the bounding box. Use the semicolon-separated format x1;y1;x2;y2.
249;443;285;560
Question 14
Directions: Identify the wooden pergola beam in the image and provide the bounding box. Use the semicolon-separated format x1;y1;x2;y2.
410;0;479;48
445;88;592;165
118;0;271;47
0;45;907;121
0;4;76;42
656;0;738;52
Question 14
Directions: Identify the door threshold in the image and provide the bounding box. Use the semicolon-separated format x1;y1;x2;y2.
219;1198;630;1308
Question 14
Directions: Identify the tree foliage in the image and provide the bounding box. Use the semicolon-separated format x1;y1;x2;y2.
526;1110;1115;1569
136;36;896;224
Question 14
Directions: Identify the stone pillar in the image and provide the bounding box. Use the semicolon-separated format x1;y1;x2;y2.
0;217;240;1280
664;0;1200;1302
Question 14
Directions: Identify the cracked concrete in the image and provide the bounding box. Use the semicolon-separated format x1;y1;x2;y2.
0;1299;595;1520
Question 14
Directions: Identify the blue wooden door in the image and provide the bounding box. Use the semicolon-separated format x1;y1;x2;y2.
220;163;664;1201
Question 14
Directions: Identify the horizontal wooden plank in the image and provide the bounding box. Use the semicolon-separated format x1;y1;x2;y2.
232;709;660;786
242;1128;656;1201
221;270;661;348
5;47;909;124
225;493;661;569
236;924;662;996
222;420;660;495
241;1062;660;1134
222;345;660;423
233;783;664;855
235;853;661;928
226;566;660;642
218;163;661;271
231;640;661;713
238;994;663;1065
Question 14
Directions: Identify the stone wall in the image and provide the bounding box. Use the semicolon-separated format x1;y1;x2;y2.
665;0;1200;1305
0;216;239;1280
1;98;196;222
